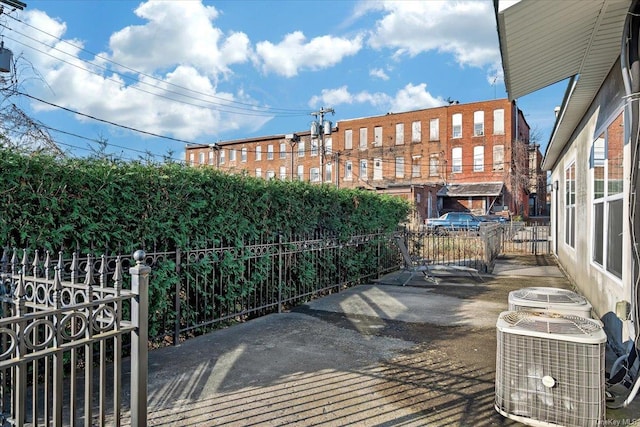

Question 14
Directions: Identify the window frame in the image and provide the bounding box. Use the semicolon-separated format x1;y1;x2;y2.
452;147;462;173
452;113;462;139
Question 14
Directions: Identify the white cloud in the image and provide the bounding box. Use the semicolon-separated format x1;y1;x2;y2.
309;83;444;113
15;1;267;143
366;1;500;69
370;68;389;80
256;31;363;77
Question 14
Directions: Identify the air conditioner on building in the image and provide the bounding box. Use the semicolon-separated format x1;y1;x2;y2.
508;287;593;318
495;311;606;427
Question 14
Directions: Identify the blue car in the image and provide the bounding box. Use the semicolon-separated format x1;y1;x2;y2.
424;212;483;234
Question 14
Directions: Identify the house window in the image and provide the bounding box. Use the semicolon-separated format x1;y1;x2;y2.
345;129;353;150
311;139;318;156
395;157;405;178
396;123;404;145
325;163;332;182
565;162;576;249
429;155;439;176
493;145;504;171
189;153;195;166
310;167;320;182
412;156;421;178
266;170;275;180
429;118;439;141
298;141;305;157
473;146;484;172
360;159;368;181
452;113;462;138
325;137;332;155
280;142;286;159
373;158;383;180
345;161;353;180
241;148;247;162
229;149;236;162
592;113;623;278
279;166;287;180
198;152;205;164
219;150;225;164
374;126;383;147
255;168;262;178
494;109;505;135
267;145;274;160
359;128;367;149
411;121;421;143
297;165;304;180
473;111;484;136
452;147;462;173
209;151;214;165
256;146;262;161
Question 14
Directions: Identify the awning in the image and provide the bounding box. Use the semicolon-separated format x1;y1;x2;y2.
437;182;504;197
495;0;630;170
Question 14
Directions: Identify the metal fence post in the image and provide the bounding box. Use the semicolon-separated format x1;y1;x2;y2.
278;234;283;314
130;250;150;427
174;248;181;346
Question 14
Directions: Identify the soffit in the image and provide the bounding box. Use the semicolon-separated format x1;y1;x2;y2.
496;0;630;170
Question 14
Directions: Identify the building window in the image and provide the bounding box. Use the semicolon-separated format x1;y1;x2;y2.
241;148;247;162
359;159;368;181
279;166;286;180
494;109;505;135
325;137;332;156
198;152;205;164
452;113;462;138
374;126;383;147
373;158;383;180
298;141;305;157
256;146;262;161
429;118;439;141
345;161;353;180
395;157;405;178
493;145;504;171
452;147;462;173
219;149;225;164
267;145;274;160
359;128;367;149
310;167;320;182
255;168;262;178
565;162;576;249
189;153;195;166
266;170;275;180
209;151;214;165
412;156;421;178
311;139;318;157
279;142;286;159
592;112;623;278
396;123;404;145
473;111;484;136
429;155;439;176
473;146;484;172
325;163;332;182
345;129;353;150
297;165;304;180
229;149;236;162
411;121;421;143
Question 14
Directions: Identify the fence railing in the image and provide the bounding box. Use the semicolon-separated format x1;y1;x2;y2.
0;249;149;427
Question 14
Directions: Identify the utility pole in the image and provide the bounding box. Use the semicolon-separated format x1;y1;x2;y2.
310;107;334;185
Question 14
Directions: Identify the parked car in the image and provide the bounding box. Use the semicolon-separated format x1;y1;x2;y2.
424;212;484;234
478;214;509;224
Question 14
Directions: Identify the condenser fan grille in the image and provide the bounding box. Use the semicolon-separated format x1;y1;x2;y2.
511;287;587;304
501;311;601;335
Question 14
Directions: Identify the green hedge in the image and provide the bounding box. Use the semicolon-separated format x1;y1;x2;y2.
0;149;410;254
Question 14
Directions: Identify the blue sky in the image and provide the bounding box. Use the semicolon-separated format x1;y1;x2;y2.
0;0;566;163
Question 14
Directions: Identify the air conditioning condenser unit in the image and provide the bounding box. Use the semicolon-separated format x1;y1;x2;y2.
508;287;593;318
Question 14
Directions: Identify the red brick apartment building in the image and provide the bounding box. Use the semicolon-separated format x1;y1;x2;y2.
186;98;541;222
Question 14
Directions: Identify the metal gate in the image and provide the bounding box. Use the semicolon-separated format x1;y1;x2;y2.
500;222;551;255
0;249;149;427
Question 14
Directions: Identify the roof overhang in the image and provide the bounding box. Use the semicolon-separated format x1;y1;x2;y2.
437;182;504;197
495;0;631;170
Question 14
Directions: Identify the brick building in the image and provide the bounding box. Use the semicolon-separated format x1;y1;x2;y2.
186;98;536;222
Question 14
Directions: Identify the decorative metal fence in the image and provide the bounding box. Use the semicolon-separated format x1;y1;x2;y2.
141;230;400;345
0;249;149;427
500;222;551;255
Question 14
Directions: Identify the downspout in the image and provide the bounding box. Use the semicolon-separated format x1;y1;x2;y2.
617;0;640;407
